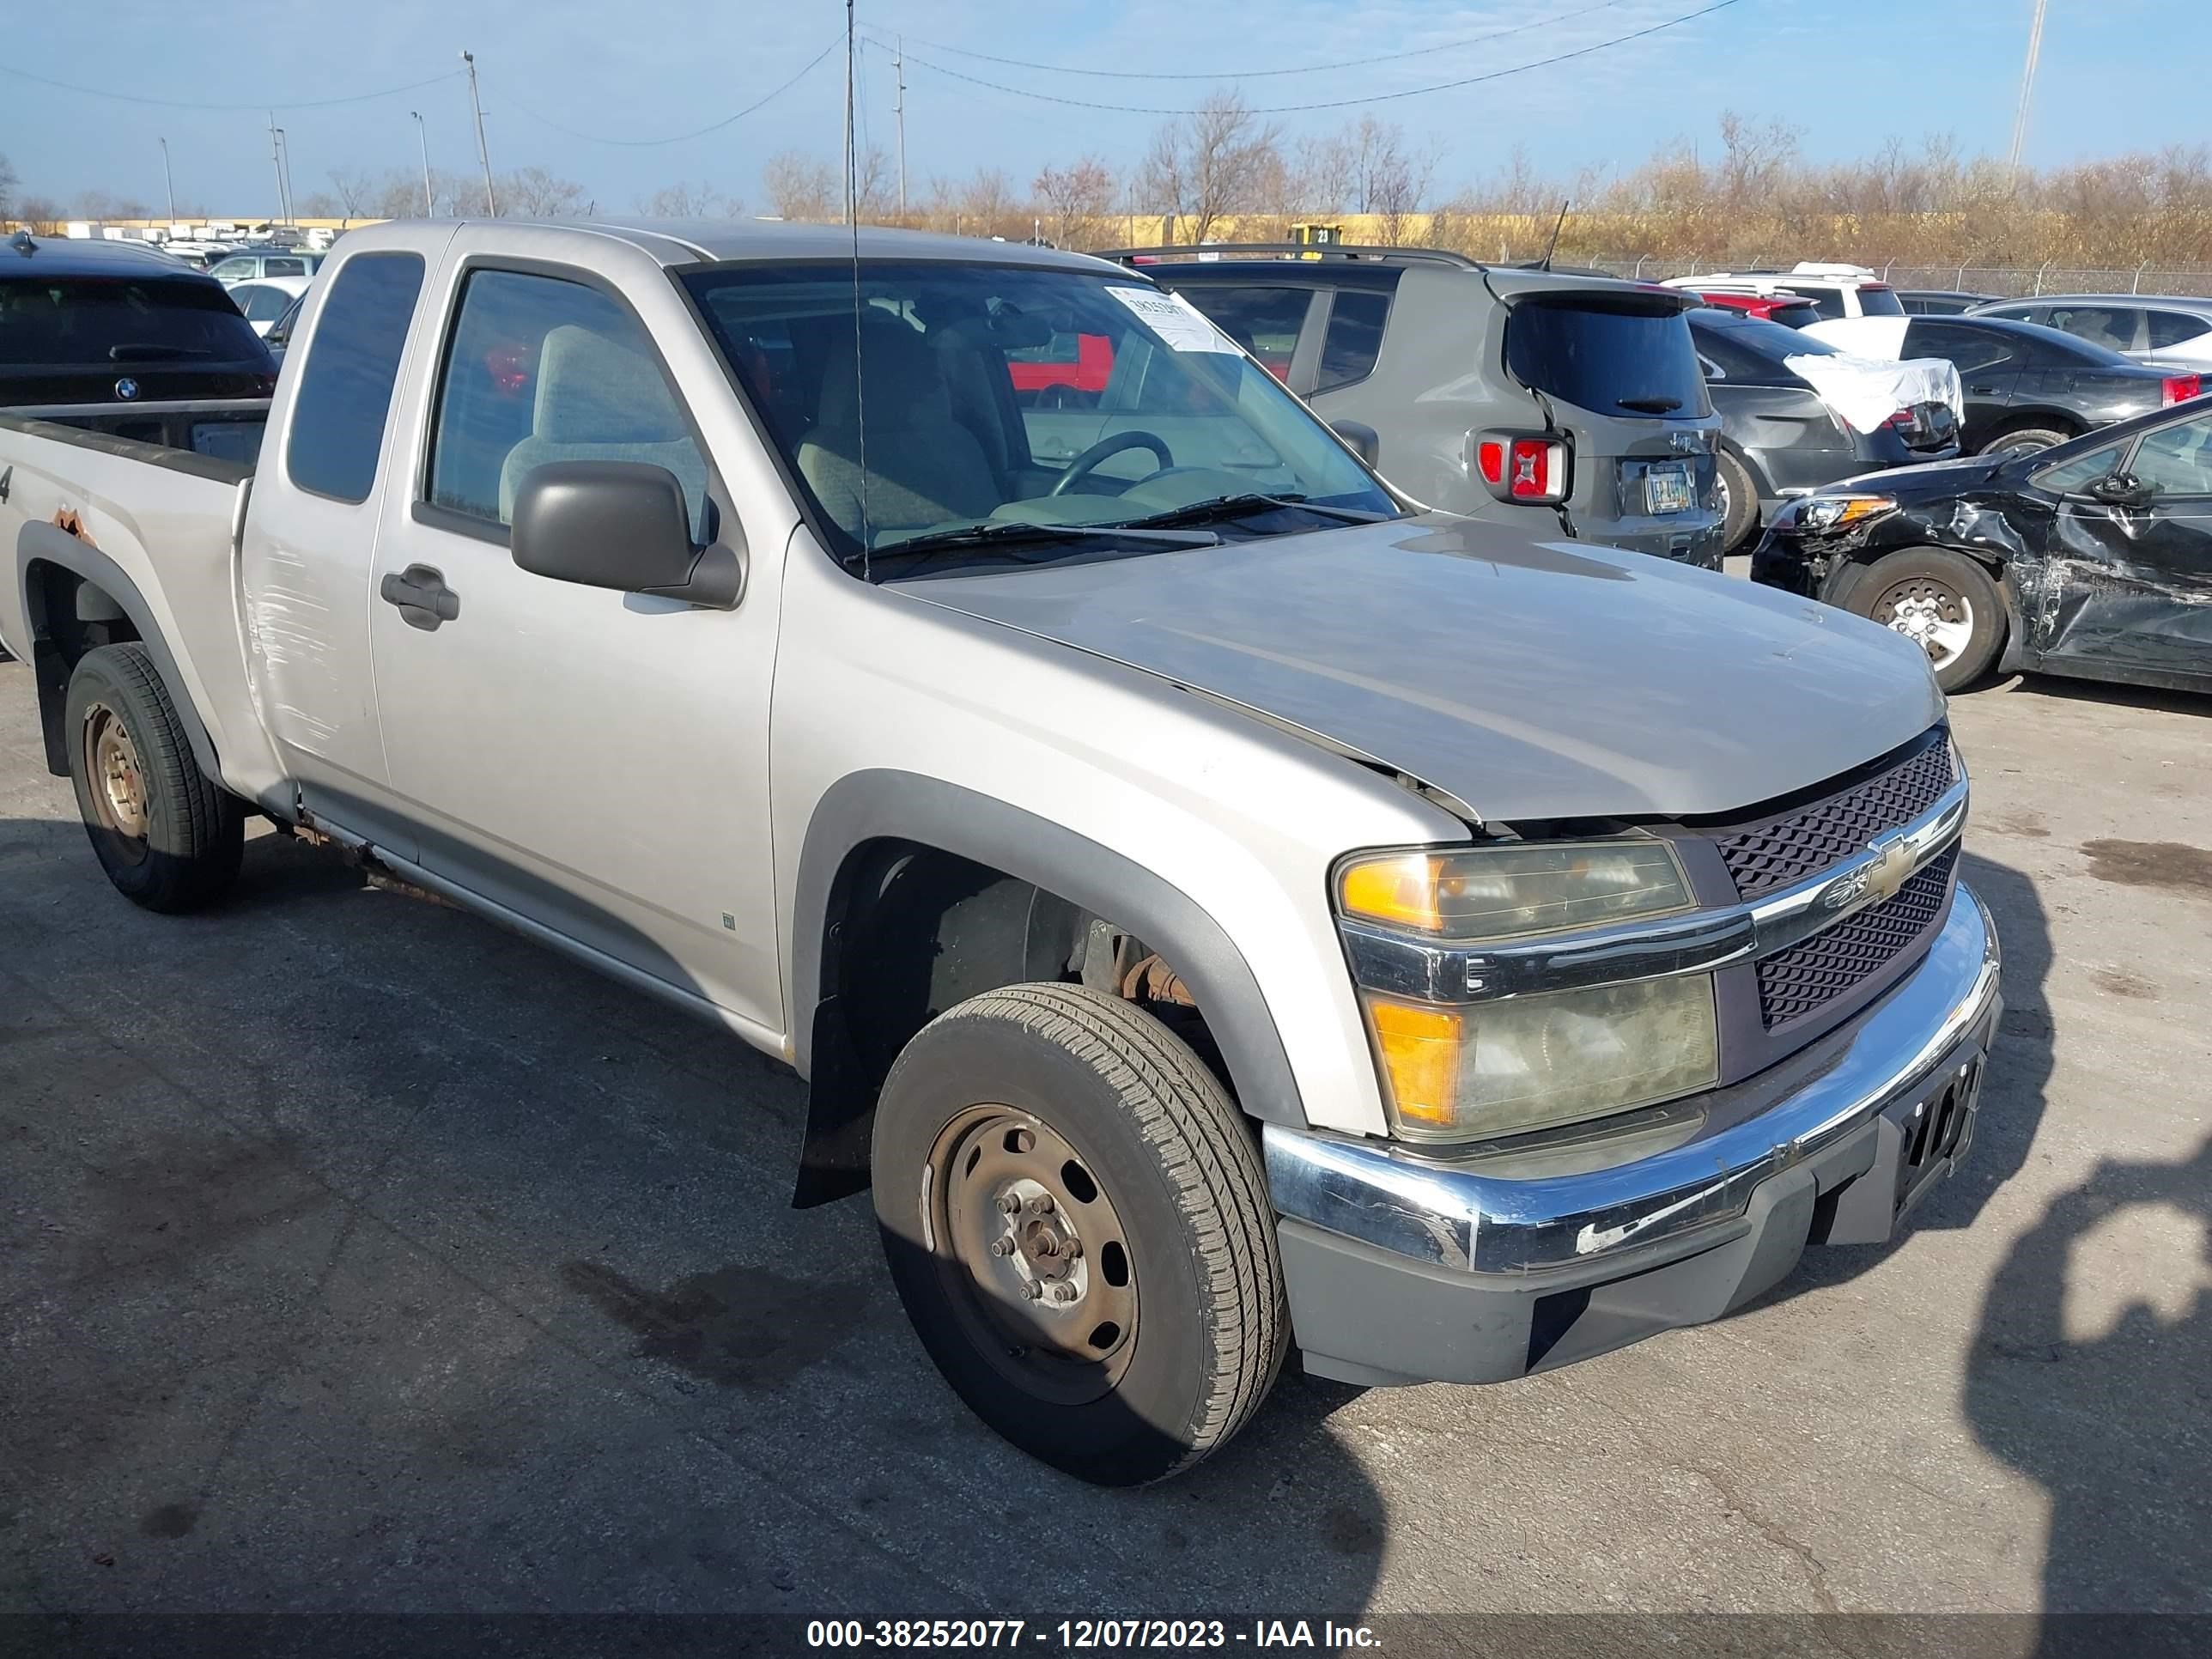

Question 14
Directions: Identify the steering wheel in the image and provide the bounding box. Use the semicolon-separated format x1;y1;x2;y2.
1048;430;1175;496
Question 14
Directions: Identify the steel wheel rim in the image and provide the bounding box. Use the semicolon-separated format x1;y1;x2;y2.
85;704;150;864
1872;577;1975;671
923;1103;1138;1405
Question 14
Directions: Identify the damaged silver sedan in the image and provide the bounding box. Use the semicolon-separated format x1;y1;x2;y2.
1751;393;2212;694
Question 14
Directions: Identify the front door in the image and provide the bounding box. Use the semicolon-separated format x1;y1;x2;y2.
365;262;784;1033
2044;408;2212;684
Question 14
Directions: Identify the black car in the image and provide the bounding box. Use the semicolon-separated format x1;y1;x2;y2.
0;229;275;459
1892;314;2197;458
1897;289;1996;316
1751;394;2212;694
1690;307;1959;553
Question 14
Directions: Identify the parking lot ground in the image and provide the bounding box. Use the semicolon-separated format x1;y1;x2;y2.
3;653;2209;1629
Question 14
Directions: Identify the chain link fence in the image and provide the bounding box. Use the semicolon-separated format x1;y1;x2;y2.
1577;256;2212;300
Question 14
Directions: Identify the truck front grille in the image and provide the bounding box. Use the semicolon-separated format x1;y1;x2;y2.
1717;736;1955;898
1756;844;1959;1028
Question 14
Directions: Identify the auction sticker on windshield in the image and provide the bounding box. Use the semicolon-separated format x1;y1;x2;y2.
1107;286;1237;353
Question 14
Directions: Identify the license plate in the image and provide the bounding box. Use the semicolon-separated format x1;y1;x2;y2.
1646;462;1692;514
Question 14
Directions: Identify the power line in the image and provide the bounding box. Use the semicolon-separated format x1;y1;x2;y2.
0;60;463;112
494;36;842;147
861;0;1631;82
881;2;1743;118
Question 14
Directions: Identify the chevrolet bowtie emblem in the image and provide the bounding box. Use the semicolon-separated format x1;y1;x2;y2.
1823;830;1913;911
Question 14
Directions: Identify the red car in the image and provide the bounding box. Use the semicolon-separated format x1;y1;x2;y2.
1693;289;1823;329
1007;331;1114;404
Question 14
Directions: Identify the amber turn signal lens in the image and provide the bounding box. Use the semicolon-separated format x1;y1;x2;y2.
1365;998;1463;1127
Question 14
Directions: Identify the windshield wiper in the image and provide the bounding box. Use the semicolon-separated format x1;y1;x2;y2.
861;518;1219;570
1115;493;1393;530
108;344;212;362
1616;395;1685;414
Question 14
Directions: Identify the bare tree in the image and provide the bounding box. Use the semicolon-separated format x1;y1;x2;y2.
293;191;342;218
1717;111;1802;208
499;166;586;218
73;190;149;221
325;166;376;222
0;153;17;221
1035;156;1116;247
956;167;1017;236
1138;90;1281;244
763;150;837;221
14;194;63;232
641;180;742;217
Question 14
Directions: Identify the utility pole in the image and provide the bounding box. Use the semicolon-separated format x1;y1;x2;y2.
267;112;289;225
411;111;434;216
461;50;496;216
158;137;175;222
276;127;297;225
895;36;907;222
2008;0;2049;179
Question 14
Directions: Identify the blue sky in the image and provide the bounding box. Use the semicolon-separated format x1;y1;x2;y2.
4;1;2204;218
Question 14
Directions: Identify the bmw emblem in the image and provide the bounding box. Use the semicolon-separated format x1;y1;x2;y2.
114;378;140;401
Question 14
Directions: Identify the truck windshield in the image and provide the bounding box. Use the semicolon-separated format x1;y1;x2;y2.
0;276;268;367
683;260;1395;565
1504;297;1711;419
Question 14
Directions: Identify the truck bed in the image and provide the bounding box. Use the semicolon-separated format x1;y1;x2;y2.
0;411;277;805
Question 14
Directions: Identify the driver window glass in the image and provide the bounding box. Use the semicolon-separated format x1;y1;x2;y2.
2033;443;2124;495
427;268;709;539
2127;415;2212;498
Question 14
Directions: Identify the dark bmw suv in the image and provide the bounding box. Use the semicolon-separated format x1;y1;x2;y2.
1109;244;1726;568
0;230;276;460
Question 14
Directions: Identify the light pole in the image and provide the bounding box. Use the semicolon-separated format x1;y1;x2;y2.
410;111;434;216
158;137;176;222
461;51;495;216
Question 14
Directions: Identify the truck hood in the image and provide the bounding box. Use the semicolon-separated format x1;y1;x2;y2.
892;514;1944;823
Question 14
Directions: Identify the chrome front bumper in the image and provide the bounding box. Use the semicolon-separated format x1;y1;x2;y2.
1267;882;2001;1280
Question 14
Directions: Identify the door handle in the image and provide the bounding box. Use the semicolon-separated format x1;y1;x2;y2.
1968;385;1997;396
380;563;460;631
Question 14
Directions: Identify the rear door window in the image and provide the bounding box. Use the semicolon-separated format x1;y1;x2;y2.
1802;288;1849;320
1769;301;1822;329
264;257;309;280
1855;286;1905;318
1504;298;1710;417
284;252;425;504
1169;285;1309;382
1907;321;2024;376
1315;289;1390;391
0;274;269;367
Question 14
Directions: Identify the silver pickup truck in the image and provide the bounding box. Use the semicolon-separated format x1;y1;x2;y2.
0;219;2000;1486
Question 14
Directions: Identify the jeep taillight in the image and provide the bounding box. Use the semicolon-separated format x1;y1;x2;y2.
1474;431;1571;505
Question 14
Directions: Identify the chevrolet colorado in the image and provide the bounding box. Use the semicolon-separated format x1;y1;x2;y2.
0;219;2001;1485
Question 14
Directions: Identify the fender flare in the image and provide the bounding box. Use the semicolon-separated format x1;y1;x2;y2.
15;520;222;781
791;769;1309;1133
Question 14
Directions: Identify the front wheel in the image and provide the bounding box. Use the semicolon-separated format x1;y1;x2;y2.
872;983;1285;1485
1845;546;2005;693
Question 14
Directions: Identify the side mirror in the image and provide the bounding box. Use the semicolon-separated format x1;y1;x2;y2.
2088;471;2153;508
1331;420;1381;469
510;460;744;610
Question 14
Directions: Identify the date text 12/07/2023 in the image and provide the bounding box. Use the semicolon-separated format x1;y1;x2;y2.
804;1619;1382;1649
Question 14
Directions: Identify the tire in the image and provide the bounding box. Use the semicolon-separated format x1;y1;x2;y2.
1976;424;2070;459
1716;450;1760;555
64;642;243;912
872;982;1285;1486
1844;546;2006;693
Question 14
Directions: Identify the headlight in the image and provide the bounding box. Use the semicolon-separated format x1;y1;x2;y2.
1335;840;1720;1141
1337;840;1696;940
1364;975;1719;1142
1781;494;1896;535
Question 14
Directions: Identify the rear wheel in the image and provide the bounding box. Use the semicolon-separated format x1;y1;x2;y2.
1716;450;1760;555
872;983;1285;1486
1977;424;2070;459
64;643;243;911
1846;546;2005;693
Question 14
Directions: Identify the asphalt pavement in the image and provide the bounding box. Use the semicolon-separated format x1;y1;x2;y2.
3;653;2209;1635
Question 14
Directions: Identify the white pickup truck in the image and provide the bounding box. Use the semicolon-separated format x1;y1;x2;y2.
0;218;2001;1485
